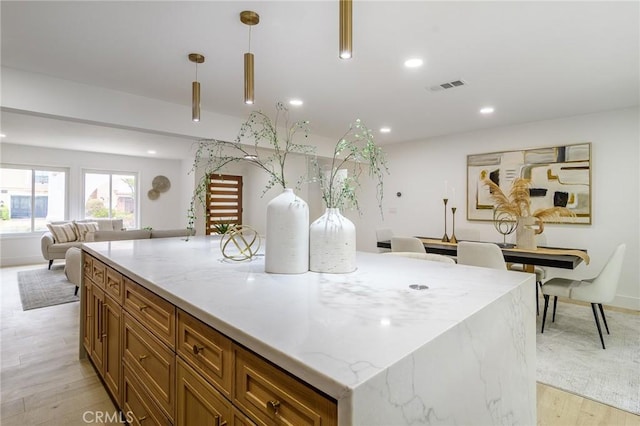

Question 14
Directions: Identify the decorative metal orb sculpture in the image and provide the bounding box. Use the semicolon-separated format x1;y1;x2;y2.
220;225;261;261
493;208;517;247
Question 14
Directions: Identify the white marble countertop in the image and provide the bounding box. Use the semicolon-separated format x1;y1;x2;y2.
83;236;532;402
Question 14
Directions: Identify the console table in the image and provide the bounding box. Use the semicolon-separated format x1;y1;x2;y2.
80;236;536;425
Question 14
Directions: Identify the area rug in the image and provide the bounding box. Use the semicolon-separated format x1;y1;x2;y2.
17;265;79;310
536;300;640;414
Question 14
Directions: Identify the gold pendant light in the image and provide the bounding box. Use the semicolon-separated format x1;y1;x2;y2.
339;0;352;59
240;11;259;105
188;53;205;122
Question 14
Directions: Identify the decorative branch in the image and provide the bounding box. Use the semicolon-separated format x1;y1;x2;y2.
188;102;315;232
311;119;389;216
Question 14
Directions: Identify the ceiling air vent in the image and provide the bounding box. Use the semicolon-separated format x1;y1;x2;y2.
429;79;467;92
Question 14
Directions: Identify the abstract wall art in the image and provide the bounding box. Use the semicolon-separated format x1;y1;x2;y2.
467;143;591;224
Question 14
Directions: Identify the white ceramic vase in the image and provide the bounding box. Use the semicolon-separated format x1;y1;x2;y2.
516;216;538;250
265;188;309;274
309;208;356;273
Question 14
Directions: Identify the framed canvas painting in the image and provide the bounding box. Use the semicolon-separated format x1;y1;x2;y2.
467;143;591;224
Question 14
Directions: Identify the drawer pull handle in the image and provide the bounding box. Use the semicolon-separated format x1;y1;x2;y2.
138;415;147;422
267;400;281;415
101;333;107;339
139;354;148;362
193;344;204;355
214;415;228;426
139;305;148;311
109;282;118;287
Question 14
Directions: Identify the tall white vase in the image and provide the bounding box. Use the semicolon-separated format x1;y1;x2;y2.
265;188;309;274
309;208;356;273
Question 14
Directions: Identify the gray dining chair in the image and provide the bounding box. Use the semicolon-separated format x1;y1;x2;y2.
541;243;626;349
457;241;507;270
391;237;426;253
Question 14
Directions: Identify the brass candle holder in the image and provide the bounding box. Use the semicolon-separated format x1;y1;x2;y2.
441;198;450;242
450;207;458;244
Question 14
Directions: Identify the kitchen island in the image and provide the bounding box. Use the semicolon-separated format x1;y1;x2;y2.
80;236;536;425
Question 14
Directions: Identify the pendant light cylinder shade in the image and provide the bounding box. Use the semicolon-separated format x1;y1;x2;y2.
192;81;201;122
244;52;254;105
188;53;205;122
339;0;352;59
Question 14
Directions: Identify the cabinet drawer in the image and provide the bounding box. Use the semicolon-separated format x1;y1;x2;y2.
123;362;171;426
123;313;175;421
105;267;123;303
176;357;232;426
83;254;93;279
91;259;106;288
124;278;175;348
233;345;337;426
177;309;232;396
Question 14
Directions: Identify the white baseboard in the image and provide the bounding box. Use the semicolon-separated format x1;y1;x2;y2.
612;294;640;311
0;255;48;268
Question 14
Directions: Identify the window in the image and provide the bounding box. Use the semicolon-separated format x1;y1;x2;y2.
0;166;67;233
84;171;137;229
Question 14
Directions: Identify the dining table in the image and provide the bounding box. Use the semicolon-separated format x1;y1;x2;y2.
377;237;590;271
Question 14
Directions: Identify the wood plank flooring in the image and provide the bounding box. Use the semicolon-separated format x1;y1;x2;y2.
2;264;639;425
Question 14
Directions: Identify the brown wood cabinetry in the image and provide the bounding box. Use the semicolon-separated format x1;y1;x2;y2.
123;312;175;420
123;363;172;426
176;357;233;426
82;252;337;426
177;309;233;397
124;277;175;348
83;253;122;407
103;294;122;403
234;345;337;426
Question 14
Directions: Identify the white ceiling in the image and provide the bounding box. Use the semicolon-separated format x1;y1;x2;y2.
1;1;639;160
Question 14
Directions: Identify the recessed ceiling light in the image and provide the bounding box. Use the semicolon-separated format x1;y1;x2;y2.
404;58;423;68
147;150;157;154
480;106;495;114
0;134;6;138
289;99;303;106
380;127;391;133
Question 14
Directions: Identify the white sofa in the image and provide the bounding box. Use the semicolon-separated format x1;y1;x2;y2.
41;219;193;269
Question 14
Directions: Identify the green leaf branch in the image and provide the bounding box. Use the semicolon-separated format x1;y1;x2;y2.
311;119;389;215
188;102;315;231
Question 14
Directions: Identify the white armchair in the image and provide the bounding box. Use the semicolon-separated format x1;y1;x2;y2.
457;241;507;270
541;243;626;349
391;237;426;253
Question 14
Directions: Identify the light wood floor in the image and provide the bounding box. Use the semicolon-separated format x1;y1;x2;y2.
1;264;639;426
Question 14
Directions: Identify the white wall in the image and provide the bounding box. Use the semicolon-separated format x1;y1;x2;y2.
0;143;187;266
352;107;639;310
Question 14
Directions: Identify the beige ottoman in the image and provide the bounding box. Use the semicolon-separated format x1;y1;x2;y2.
65;247;81;296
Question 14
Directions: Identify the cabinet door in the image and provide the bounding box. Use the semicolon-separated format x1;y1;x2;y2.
103;294;122;406
176;358;232;426
82;279;92;354
91;286;105;373
123;363;171;426
123;312;175;421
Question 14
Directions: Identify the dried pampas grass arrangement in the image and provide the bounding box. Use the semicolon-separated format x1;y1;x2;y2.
484;177;575;233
